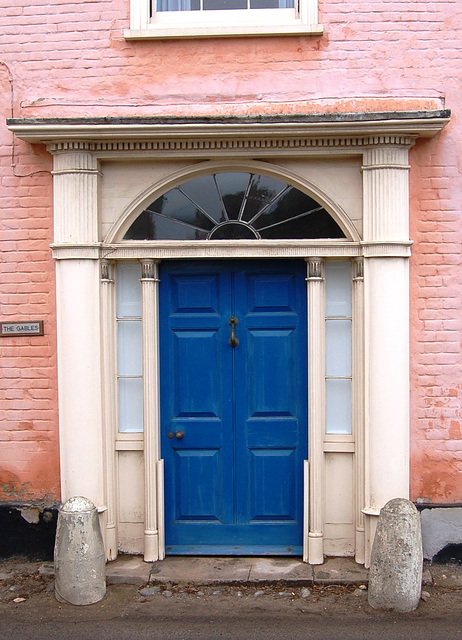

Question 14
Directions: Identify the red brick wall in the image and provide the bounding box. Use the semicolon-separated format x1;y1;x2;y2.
409;120;462;504
0;74;58;502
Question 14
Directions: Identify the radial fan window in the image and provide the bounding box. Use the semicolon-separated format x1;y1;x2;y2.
124;172;346;241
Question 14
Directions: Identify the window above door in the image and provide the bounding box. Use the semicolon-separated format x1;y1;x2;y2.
123;171;346;241
125;0;323;39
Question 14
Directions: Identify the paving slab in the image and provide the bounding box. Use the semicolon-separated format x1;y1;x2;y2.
106;555;153;586
313;557;369;585
248;558;314;584
147;556;370;586
149;556;253;585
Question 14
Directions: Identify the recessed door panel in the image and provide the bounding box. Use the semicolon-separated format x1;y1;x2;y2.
160;260;307;554
174;330;221;417
247;329;295;416
249;449;297;521
174;449;222;521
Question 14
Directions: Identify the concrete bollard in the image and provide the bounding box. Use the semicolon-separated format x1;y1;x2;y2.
368;498;423;612
54;496;106;605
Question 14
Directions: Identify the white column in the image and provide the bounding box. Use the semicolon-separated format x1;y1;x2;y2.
141;259;163;561
362;144;411;566
53;150;105;510
306;257;325;565
100;260;118;561
56;258;104;505
352;257;365;565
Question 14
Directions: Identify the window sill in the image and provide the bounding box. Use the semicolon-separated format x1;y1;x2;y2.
124;22;323;39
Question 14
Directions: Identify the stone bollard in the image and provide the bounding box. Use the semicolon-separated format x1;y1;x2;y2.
54;496;106;605
368;498;423;612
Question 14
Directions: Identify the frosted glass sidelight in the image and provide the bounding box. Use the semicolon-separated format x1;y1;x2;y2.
117;263;142;318
325;261;351;317
117;263;143;433
325;319;352;377
326;378;352;434
118;378;144;433
118;321;143;376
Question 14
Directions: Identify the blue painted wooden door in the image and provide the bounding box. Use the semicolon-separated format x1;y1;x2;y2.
160;260;307;555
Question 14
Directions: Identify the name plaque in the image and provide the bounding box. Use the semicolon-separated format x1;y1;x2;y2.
0;321;44;337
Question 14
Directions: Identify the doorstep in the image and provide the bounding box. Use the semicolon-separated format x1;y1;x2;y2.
40;555;435;588
105;556;370;587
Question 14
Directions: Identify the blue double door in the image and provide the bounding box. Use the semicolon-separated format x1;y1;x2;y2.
160;260;308;555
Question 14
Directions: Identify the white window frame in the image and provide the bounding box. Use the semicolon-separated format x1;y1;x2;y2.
125;0;322;39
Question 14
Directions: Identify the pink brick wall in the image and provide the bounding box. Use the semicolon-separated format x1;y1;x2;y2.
0;0;461;503
0;82;58;502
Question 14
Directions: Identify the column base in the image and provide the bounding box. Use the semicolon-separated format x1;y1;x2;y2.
308;532;324;565
144;531;160;562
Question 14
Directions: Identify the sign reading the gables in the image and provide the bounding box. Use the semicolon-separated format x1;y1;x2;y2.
0;321;44;337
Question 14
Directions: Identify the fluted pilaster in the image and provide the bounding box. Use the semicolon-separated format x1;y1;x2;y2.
352;258;365;565
100;260;118;561
306;258;325;565
52;151;100;244
362;145;411;242
141;259;162;561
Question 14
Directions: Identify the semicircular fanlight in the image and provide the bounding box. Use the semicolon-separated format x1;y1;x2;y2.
124;172;346;241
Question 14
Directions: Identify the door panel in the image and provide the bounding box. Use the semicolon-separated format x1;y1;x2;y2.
160;260;307;555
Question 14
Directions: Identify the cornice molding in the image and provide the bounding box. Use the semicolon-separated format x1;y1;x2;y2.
42;135;417;155
50;241;412;261
7;111;450;158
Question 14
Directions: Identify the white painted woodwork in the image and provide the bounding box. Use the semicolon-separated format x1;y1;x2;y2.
125;0;321;39
56;258;104;506
306;258;325;565
364;256;410;560
352;258;365;564
324;452;355;556
140;260;162;561
362;143;411;566
53;152;100;244
118;451;145;522
101;261;118;560
362;146;410;242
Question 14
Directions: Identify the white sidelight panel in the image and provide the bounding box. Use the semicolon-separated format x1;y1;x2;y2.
325;261;352;436
117;264;142;317
117;264;143;434
326;379;352;435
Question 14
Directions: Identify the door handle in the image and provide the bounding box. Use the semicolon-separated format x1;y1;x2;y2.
168;431;184;439
228;316;239;348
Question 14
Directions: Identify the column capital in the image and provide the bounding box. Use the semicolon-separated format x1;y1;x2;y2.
52;149;100;175
362;146;410;243
362;145;411;171
52;150;100;245
305;257;324;280
140;259;160;281
100;259;114;283
353;257;364;281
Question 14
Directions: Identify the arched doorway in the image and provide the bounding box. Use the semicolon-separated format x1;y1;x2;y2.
117;171;352;555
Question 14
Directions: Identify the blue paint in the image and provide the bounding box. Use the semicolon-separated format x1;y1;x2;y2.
160;261;307;555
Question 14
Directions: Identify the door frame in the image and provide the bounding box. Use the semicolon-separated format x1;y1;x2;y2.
134;253;362;564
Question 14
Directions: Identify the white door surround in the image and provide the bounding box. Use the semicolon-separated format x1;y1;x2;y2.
9;111;449;566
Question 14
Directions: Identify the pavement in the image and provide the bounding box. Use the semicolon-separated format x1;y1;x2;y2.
37;554;450;588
